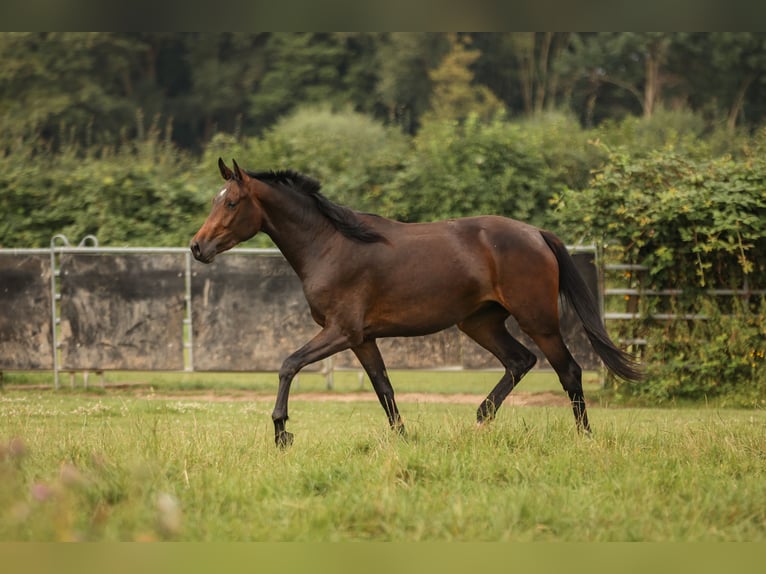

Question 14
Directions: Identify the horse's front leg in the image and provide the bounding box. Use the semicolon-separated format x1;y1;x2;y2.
352;340;404;434
272;326;351;448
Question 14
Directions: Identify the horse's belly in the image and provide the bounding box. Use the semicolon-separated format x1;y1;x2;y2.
365;317;455;339
362;291;486;339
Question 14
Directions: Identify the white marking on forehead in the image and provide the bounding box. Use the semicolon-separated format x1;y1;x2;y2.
217;187;227;198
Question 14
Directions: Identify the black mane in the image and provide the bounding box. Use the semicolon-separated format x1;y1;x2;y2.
246;169;385;243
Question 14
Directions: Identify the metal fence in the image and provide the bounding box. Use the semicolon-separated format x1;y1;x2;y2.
0;236;600;388
602;261;765;348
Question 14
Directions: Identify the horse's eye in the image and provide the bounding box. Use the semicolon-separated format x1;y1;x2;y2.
226;200;238;209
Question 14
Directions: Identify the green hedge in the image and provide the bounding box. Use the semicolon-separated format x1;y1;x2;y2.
555;138;766;294
614;299;766;407
384;112;600;228
0;125;208;248
555;134;766;403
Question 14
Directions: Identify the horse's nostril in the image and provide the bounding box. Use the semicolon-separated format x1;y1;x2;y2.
191;241;201;258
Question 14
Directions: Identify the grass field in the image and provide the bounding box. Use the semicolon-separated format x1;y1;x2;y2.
1;374;764;542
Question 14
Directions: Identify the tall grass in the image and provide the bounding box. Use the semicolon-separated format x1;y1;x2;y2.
1;391;764;541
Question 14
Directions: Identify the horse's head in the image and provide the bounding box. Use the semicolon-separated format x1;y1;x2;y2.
190;158;263;263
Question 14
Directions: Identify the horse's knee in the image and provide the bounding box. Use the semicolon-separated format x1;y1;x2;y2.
278;358;300;383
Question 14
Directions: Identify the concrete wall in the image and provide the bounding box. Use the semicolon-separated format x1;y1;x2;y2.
0;248;600;373
0;254;53;369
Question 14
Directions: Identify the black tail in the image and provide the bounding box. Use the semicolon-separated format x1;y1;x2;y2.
540;230;643;382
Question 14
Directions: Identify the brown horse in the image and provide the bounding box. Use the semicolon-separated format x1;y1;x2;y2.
191;159;641;447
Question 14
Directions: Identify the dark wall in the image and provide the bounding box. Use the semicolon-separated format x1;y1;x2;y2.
190;254;321;371
1;249;600;373
59;253;186;370
191;251;600;372
0;254;53;369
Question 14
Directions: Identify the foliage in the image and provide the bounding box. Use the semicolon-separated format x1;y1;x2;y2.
1;107;604;248
421;34;504;124
201;105;410;226
247;34;371;130
560;33;676;122
387;111;602;228
472;33;573;115
554;137;766;293
594;107;706;155
556;134;766;403
0;33;145;148
0;117;207;248
614;299;766;406
374;33;449;134
4;33;766;151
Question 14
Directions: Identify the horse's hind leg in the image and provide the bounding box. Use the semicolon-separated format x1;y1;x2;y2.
352;340;404;434
458;305;537;424
526;330;590;434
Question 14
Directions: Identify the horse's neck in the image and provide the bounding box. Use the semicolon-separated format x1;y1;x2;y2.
258;185;334;280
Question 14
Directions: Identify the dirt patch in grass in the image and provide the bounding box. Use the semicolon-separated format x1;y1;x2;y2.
138;389;570;407
289;391;568;406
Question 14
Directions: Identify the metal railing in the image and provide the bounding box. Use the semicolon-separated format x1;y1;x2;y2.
602;261;764;347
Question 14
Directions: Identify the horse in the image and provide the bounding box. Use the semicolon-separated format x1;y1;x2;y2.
191;158;641;447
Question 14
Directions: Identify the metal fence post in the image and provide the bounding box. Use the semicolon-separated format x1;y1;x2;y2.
49;234;71;390
184;250;194;372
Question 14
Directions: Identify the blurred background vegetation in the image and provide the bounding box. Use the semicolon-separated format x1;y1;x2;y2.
0;32;764;402
2;32;765;247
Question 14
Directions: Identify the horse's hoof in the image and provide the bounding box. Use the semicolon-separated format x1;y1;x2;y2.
276;430;294;448
476;415;494;428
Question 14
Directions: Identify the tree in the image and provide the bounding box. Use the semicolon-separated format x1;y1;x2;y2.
5;33;766;153
375;33;449;133
677;33;766;132
0;33;147;149
247;33;357;130
422;33;503;123
178;33;268;145
508;32;573;114
560;33;677;125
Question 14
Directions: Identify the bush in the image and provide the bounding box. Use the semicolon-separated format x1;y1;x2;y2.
613;298;766;406
202;105;410;219
385;111;600;229
0;121;207;248
554;139;766;295
593;107;753;160
556;131;766;403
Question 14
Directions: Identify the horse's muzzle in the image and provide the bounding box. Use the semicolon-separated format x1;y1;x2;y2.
190;239;215;263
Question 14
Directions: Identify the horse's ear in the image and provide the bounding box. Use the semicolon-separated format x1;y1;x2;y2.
232;159;249;182
218;157;234;180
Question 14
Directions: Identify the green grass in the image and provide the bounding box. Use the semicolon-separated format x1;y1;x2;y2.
1;390;764;541
1;368;600;395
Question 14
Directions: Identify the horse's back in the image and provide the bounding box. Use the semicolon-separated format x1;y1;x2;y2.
361;214;558;322
369;214;545;250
